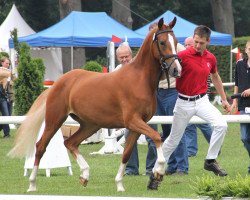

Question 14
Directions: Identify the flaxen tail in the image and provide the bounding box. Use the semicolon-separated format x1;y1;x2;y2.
8;89;50;158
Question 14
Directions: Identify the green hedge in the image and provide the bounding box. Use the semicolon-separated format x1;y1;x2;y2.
192;174;250;199
208;36;250;83
83;60;102;72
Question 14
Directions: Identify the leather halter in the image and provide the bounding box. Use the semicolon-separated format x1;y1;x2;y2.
153;29;180;71
153;29;180;88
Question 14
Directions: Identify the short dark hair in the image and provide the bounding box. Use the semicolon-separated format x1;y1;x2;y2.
194;25;211;40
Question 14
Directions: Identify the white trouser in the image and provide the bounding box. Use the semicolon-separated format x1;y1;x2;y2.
153;94;227;172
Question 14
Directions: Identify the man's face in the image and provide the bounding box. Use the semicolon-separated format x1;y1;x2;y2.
193;34;209;54
245;43;250;58
184;38;194;48
117;50;132;65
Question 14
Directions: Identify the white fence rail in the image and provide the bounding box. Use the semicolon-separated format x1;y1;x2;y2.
0;115;248;125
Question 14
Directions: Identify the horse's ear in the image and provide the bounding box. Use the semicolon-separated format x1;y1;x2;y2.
158;18;164;29
169;17;177;29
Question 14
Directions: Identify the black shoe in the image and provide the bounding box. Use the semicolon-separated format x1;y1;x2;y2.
173;171;188;176
204;159;227;176
147;173;163;190
3;134;10;138
188;153;197;157
145;171;152;176
124;171;139;176
165;171;176;175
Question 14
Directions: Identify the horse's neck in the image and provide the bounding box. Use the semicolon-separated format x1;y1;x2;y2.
132;41;161;91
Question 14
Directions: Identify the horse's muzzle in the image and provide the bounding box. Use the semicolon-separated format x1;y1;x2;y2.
169;66;181;78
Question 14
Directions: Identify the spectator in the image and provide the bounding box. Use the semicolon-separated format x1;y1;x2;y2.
115;42;132;70
0;57;12;138
231;40;250;174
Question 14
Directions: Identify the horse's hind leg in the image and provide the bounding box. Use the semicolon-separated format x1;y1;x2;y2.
64;123;99;188
27;122;66;192
115;130;139;192
28;110;68;192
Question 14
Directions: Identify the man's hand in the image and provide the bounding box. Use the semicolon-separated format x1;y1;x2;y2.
230;99;238;114
221;99;231;113
241;89;250;97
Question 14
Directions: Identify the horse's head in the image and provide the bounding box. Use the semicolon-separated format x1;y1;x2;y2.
152;17;182;78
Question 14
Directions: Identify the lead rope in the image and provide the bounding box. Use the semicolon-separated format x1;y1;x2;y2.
157;69;170;94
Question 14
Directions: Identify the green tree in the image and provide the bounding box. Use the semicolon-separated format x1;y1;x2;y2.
0;52;9;59
17;0;59;31
10;28;20;56
1;0;250;36
83;60;102;72
0;0;13;24
0;0;59;32
14;43;45;115
232;0;250;36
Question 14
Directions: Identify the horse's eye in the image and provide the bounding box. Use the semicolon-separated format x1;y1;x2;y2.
159;41;165;46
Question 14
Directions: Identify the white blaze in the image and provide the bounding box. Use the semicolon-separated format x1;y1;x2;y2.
168;34;182;77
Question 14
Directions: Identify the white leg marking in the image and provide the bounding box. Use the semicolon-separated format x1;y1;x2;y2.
27;166;38;192
76;154;89;180
115;163;126;192
155;147;166;175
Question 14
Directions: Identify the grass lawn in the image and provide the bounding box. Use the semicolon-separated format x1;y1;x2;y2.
0;123;249;198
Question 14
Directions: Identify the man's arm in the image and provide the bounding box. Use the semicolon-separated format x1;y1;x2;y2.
230;86;238;113
211;72;231;112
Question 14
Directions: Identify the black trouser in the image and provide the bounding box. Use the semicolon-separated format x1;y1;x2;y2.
0;99;10;136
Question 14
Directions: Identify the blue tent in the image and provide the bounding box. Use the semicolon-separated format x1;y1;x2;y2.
9;11;144;48
135;10;232;46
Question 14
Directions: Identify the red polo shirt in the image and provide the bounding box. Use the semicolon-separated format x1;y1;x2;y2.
176;47;217;96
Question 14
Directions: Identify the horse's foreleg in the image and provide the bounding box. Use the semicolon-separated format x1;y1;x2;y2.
155;147;165;175
128;119;165;189
115;131;139;192
115;163;126;192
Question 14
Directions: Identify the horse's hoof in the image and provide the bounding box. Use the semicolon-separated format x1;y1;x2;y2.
117;186;125;192
79;176;88;187
27;185;37;192
147;173;163;190
154;172;163;182
116;181;125;192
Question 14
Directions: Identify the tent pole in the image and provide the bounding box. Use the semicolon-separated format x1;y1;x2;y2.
230;45;232;82
108;42;115;72
71;46;73;70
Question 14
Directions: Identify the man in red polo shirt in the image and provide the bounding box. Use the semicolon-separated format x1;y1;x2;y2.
148;25;231;190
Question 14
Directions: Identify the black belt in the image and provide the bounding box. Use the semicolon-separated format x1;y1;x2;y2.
178;93;206;101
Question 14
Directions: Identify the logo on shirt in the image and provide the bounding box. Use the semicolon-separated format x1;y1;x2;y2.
207;62;211;69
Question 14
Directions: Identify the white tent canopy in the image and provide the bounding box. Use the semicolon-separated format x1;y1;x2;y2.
0;4;63;81
0;4;35;51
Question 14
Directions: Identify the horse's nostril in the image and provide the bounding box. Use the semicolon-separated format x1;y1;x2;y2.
173;68;178;76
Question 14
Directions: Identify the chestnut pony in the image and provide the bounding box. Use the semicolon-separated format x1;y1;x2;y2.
8;17;181;192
